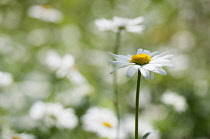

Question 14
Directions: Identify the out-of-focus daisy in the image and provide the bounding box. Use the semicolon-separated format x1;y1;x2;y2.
123;115;160;139
29;101;78;129
108;48;174;79
28;5;63;23
56;84;93;106
0;71;13;87
44;50;86;85
161;91;187;112
95;16;144;33
4;133;36;139
82;107;126;139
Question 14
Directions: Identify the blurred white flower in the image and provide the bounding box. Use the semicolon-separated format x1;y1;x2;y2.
56;84;93;106
4;133;36;139
95;16;145;33
82;107;126;139
108;48;174;79
28;5;63;23
0;71;13;87
29;101;78;129
44;50;86;85
123;115;160;139
161;91;187;112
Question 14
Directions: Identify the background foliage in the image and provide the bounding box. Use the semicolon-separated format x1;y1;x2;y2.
0;0;210;139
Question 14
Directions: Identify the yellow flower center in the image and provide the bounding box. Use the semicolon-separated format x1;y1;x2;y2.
42;4;52;9
12;136;22;139
130;54;151;65
102;122;112;128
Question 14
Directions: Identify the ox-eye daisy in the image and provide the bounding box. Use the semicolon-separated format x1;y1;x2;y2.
29;101;78;129
28;5;63;23
95;16;144;33
108;48;174;79
82;107;126;139
108;48;173;139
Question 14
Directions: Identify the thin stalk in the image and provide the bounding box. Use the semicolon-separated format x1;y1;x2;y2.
135;70;141;139
113;28;122;139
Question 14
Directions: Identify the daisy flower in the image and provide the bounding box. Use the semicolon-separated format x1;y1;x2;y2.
161;91;187;112
0;71;13;87
29;101;78;129
28;5;63;23
108;48;174;79
3;133;35;139
95;16;144;33
44;50;86;85
82;107;126;139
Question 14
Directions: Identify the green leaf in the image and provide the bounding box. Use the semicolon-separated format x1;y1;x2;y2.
142;132;151;139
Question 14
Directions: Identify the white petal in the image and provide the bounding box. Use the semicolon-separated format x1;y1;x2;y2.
160;54;174;60
149;51;159;57
152;51;168;59
162;63;174;68
109;52;130;62
126;25;144;33
108;60;131;74
113;17;129;27
142;50;150;54
150;58;173;68
110;64;130;74
126;54;133;59
154;68;167;75
126;65;140;78
137;49;143;54
128;16;144;25
142;64;157;71
140;67;150;79
95;18;115;31
108;60;130;66
150;59;170;64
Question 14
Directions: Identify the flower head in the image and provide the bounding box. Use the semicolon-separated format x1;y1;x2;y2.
4;133;35;139
0;71;13;87
28;5;63;23
95;16;144;33
108;49;174;79
29;101;78;129
44;50;86;85
161;91;187;112
82;107;126;139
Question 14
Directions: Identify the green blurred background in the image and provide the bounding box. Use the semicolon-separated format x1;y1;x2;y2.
0;0;210;139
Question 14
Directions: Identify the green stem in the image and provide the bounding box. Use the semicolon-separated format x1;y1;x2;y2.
135;70;141;139
113;28;122;139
